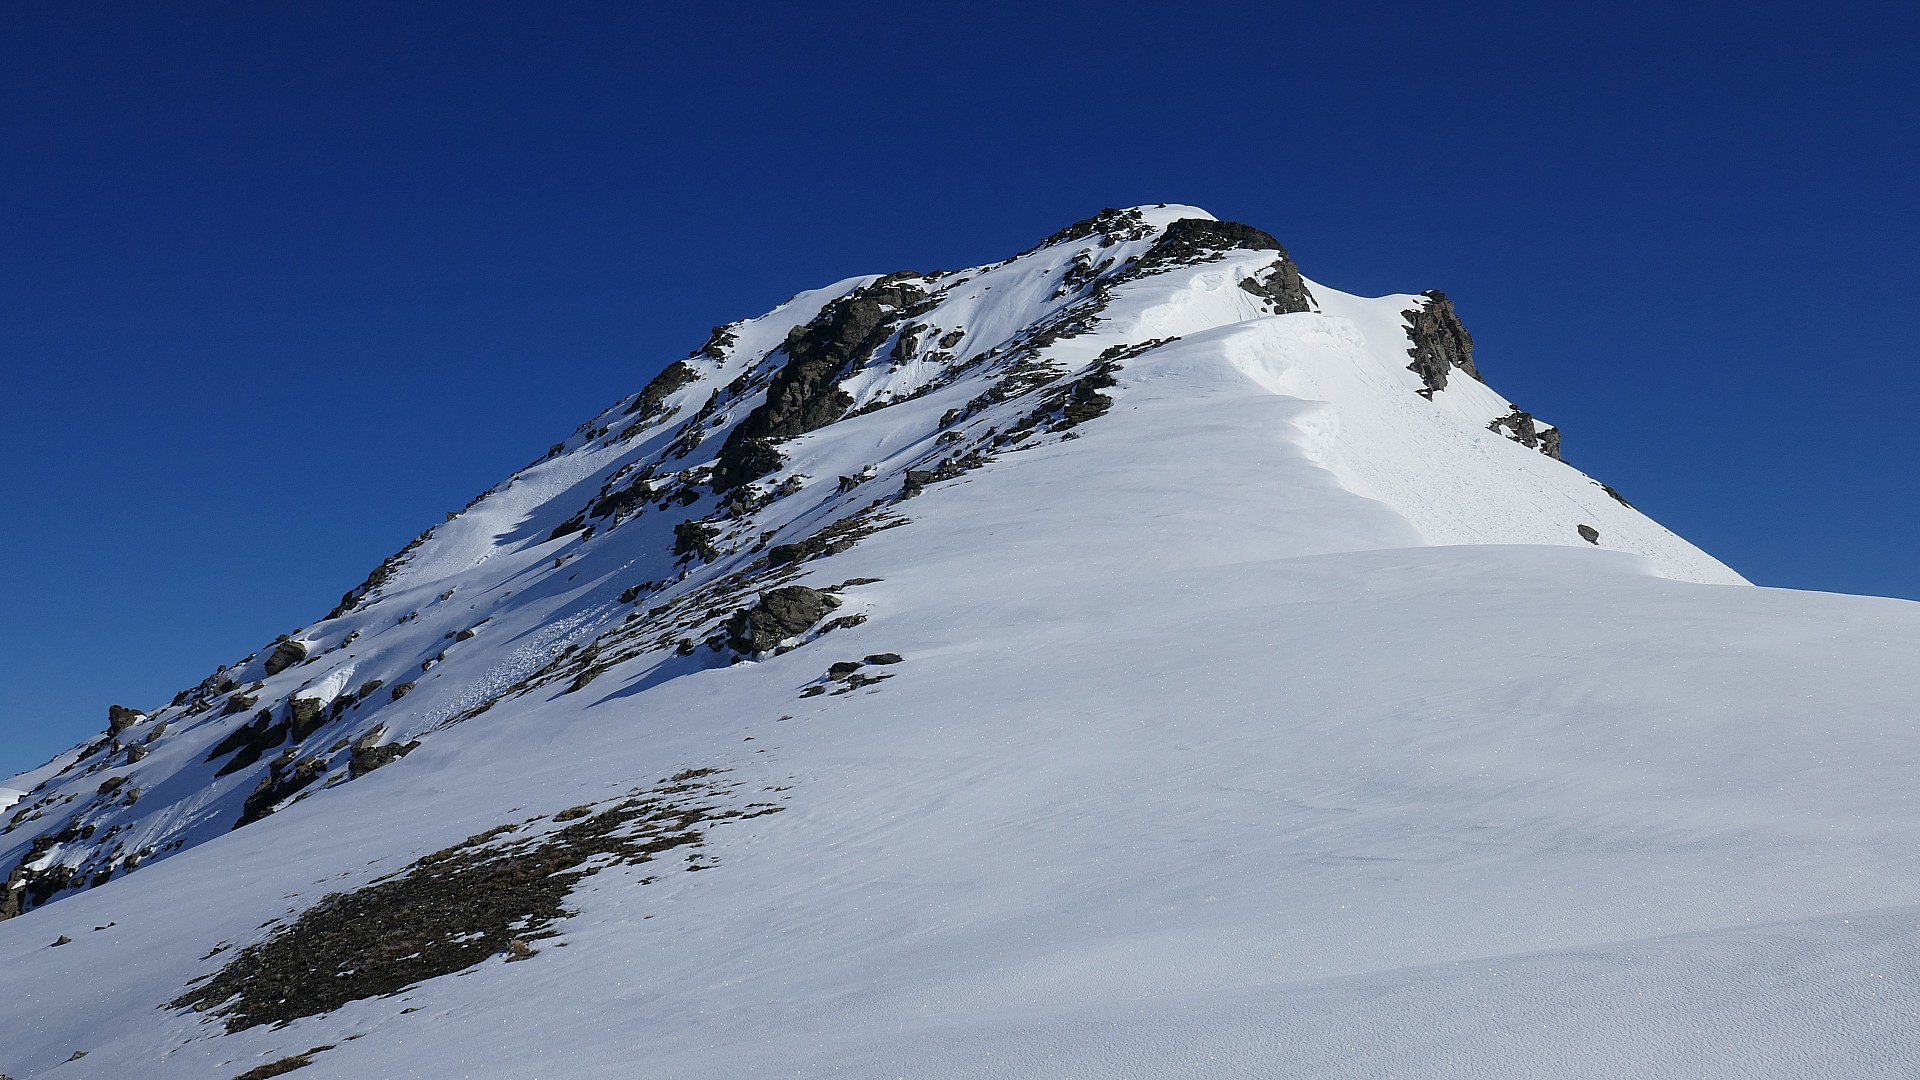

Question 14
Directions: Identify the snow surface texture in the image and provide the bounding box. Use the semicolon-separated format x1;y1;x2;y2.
4;205;1913;1079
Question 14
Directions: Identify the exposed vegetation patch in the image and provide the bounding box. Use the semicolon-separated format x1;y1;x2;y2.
170;769;781;1033
231;1045;334;1078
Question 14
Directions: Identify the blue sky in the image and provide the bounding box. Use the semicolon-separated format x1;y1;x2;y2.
4;1;1917;777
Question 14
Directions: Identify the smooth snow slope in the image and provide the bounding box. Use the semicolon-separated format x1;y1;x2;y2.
4;206;1911;1080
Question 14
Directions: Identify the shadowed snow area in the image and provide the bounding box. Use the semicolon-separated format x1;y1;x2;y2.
3;205;1912;1079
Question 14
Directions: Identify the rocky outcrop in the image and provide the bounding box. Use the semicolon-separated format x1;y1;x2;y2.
207;713;289;777
1403;291;1481;395
105;705;143;735
234;753;325;829
1237;253;1316;314
1119;218;1282;281
624;359;697;420
349;734;420;779
288;696;328;742
263;639;308;677
711;274;928;490
1487;409;1563;460
727;587;842;654
672;520;722;563
1015;207;1153;257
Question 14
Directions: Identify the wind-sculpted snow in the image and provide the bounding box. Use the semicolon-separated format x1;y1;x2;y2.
5;204;1899;1080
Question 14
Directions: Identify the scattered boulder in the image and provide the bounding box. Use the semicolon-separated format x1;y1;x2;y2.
235;755;326;829
727;586;842;655
263;640;309;677
673;520;723;563
864;653;904;665
349;734;420;780
220;694;258;716
389;682;417;701
1488;408;1558;457
288;697;328;742
1577;524;1601;545
106;705;143;735
207;712;290;777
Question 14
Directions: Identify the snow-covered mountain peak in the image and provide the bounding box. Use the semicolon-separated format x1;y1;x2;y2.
17;206;1892;1080
1;204;1738;922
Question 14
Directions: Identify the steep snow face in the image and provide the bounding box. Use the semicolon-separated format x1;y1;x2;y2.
9;206;1895;1080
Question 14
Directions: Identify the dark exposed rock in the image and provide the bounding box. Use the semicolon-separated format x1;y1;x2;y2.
1403;291;1481;395
106;705;143;735
901;450;991;500
766;510;902;566
673;521;723;563
1488;409;1540;448
1116;218;1281;283
828;661;864;679
712;275;928;490
727;587;842;655
1578;524;1601;545
288;697;328;742
235;754;326;829
1057;361;1120;426
389;681;417;701
831;671;894;694
209;713;290;778
326;526;434;621
1599;483;1633;508
221;694;259;716
1487;408;1563;461
623;359;698;420
864;653;904;665
1236;253;1316;314
349;730;420;772
264;640;309;677
1015;207;1152;257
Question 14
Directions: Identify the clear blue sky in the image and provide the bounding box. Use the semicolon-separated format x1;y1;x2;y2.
5;1;1917;778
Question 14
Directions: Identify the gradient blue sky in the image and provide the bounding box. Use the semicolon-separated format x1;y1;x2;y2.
5;1;1917;778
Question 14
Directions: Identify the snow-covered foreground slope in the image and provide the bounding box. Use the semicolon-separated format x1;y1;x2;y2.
6;206;1914;1078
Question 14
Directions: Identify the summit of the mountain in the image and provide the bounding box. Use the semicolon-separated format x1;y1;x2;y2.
6;206;1911;1080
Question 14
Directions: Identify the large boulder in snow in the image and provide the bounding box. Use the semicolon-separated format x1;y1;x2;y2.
105;705;144;735
727;586;842;655
263;639;308;677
